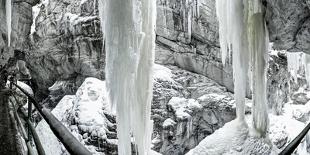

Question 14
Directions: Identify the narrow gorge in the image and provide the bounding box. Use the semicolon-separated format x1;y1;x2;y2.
0;0;310;155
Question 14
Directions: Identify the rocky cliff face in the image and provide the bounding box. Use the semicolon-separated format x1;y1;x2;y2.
0;0;39;67
266;0;310;53
29;0;104;99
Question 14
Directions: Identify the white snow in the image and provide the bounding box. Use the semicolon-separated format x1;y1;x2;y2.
74;78;109;138
36;78;113;155
168;97;202;120
153;64;175;83
6;0;12;47
7;81;34;96
186;119;249;155
163;118;177;128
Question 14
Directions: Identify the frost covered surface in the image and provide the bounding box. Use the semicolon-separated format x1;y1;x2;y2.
7;81;34;96
186;119;249;155
74;77;110;138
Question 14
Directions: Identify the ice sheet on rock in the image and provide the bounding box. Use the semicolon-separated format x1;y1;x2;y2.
186;119;249;155
31;3;41;34
6;0;12;47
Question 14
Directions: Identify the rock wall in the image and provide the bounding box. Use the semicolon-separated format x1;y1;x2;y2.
0;0;39;66
266;0;310;53
29;0;104;99
155;0;234;93
28;0;237;100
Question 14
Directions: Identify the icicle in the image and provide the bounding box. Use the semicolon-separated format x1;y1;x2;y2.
216;0;230;65
247;0;269;137
131;0;156;154
6;0;12;47
216;0;249;120
104;0;141;154
287;52;303;82
102;0;156;154
303;54;310;88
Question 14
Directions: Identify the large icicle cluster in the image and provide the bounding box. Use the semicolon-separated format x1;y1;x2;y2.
216;0;269;137
6;0;12;47
287;52;310;87
247;0;269;137
99;0;156;154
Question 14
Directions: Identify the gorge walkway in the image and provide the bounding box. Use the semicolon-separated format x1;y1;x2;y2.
0;90;22;155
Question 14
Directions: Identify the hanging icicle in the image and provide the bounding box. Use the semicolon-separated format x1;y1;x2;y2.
247;0;269;137
6;0;12;47
216;0;250;121
287;52;303;82
217;0;270;135
216;0;229;65
303;54;310;88
100;0;156;154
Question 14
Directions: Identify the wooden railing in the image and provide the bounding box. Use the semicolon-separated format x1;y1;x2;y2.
9;78;92;155
279;122;310;155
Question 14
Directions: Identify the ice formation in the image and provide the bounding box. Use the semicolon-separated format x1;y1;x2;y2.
216;0;270;136
287;52;303;82
101;0;156;154
303;54;310;87
6;0;12;47
247;0;269;137
31;4;41;34
216;0;250;121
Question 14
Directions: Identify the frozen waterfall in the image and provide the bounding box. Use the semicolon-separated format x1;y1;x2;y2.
6;0;12;47
216;0;249;121
247;0;269;137
216;0;269;136
100;0;156;154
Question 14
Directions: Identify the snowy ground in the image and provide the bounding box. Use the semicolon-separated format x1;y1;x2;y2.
35;64;310;155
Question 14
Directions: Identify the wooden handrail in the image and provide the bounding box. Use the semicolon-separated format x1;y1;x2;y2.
279;122;310;155
11;82;92;155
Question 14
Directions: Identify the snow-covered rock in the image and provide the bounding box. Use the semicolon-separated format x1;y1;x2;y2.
36;77;116;155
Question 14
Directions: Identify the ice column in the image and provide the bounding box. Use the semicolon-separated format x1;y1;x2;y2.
131;0;156;154
6;0;12;47
247;0;269;137
217;0;249;121
101;0;156;154
104;0;141;154
303;54;310;87
287;52;303;82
